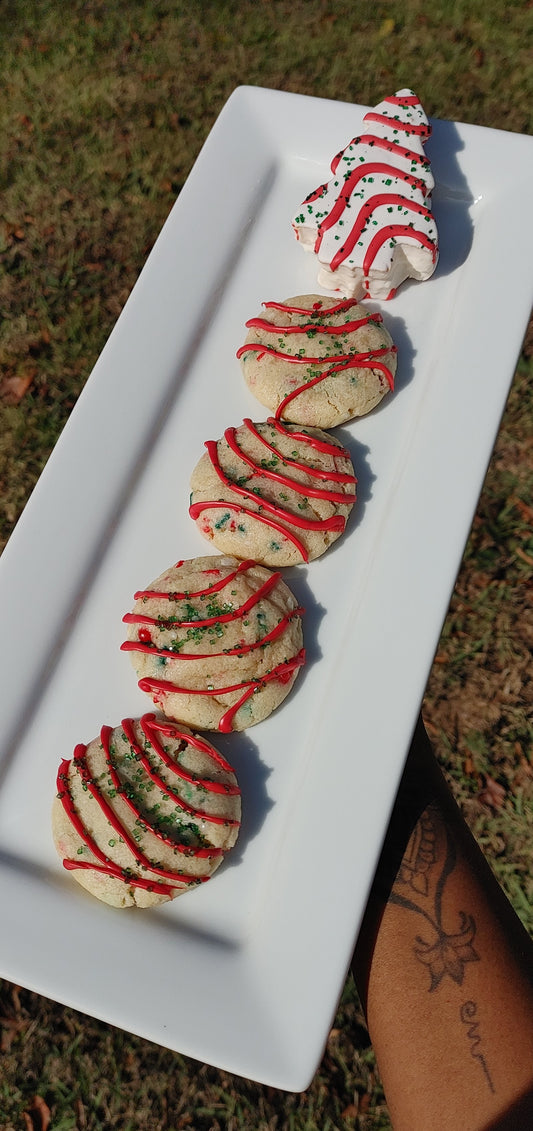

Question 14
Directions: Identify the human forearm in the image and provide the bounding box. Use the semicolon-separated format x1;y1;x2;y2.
352;718;533;1131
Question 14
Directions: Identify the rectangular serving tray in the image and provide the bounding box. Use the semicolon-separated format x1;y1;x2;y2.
0;86;532;1091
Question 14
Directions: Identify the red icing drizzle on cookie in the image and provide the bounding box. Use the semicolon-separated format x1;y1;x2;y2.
188;421;354;562
236;299;396;420
263;298;360;316
190;498;313;559
122;603;302;660
132;558;251;603
242;418;355;480
122;563;305;731
139;650;306;734
56;714;240;896
245;314;382;337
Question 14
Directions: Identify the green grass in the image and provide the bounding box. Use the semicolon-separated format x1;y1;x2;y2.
0;975;391;1131
426;353;533;938
1;1;532;1128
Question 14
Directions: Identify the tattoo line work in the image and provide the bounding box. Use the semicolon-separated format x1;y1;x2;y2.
460;1000;496;1094
390;805;480;992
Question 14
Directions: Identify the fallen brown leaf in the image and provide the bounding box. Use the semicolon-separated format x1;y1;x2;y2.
359;1091;372;1114
10;984;22;1014
510;495;533;524
0;370;37;403
341;1101;359;1119
75;1097;87;1129
464;754;475;776
477;775;507;810
515;546;533;567
22;1095;51;1131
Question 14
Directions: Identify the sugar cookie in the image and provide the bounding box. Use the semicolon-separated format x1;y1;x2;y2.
190;417;356;566
53;713;241;908
237;294;396;426
122;556;305;732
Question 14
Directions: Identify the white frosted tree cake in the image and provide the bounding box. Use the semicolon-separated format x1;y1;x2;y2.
292;88;439;300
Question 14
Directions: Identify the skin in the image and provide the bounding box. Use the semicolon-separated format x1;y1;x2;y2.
352;717;533;1131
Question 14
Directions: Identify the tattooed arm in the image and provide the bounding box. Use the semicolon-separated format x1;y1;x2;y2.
352;717;533;1131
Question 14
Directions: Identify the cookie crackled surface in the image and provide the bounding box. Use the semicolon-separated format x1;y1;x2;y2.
52;713;241;908
237;294;397;428
189;416;357;566
122;555;305;732
292;89;438;300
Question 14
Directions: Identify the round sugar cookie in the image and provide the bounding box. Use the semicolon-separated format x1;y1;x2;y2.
189;417;357;567
52;713;241;909
122;555;305;732
237;294;397;427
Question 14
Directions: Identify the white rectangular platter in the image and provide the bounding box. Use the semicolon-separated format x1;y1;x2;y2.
0;86;532;1091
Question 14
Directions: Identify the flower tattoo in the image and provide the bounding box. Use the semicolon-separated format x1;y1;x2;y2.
390;805;479;992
